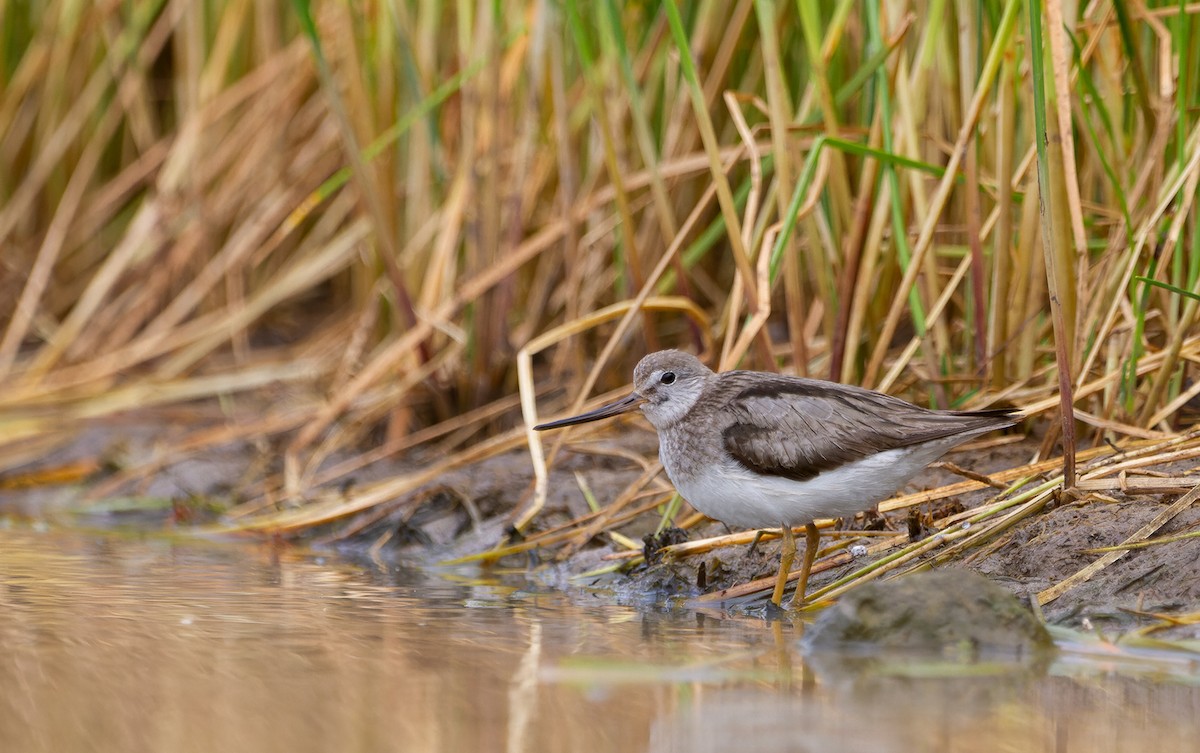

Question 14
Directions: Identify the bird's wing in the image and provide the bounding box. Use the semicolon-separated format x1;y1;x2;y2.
711;374;1012;482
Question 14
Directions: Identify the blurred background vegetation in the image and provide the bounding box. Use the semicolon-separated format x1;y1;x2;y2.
1;1;1197;529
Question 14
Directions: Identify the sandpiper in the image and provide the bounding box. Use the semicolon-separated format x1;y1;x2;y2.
534;350;1020;608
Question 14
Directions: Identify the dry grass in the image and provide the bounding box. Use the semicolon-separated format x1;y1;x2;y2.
2;1;1199;602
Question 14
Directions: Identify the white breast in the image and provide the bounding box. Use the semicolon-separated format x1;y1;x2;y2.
668;445;949;529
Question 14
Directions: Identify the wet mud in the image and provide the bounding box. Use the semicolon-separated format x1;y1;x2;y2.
354;435;1200;639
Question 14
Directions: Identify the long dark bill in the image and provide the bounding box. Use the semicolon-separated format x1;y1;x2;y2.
533;392;646;431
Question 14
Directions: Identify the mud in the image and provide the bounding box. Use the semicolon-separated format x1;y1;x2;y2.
973;497;1200;629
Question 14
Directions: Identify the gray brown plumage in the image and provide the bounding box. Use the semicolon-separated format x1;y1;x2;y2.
699;376;1015;484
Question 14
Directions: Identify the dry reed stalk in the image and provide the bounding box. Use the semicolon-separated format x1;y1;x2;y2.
1;3;1197;576
863;0;1021;388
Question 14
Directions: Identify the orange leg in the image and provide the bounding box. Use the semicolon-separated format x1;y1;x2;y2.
771;524;796;607
791;523;821;609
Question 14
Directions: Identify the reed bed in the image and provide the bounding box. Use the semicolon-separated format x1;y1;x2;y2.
2;1;1199;601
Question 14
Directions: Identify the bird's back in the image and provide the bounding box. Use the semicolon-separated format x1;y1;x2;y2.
656;371;1018;528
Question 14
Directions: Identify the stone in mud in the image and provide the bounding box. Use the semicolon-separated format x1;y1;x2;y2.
603;561;701;607
803;569;1053;657
642;526;689;565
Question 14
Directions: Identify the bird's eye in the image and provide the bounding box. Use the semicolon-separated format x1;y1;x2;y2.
660;371;676;385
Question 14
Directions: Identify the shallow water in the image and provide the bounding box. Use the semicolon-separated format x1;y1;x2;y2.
2;527;1199;753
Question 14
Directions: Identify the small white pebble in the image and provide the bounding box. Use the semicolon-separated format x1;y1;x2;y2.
180;616;194;626
849;544;868;558
960;521;972;531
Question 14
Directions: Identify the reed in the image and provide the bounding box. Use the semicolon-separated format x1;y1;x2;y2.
1;2;1197;572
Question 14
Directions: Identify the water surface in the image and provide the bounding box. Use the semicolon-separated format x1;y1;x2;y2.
1;527;1197;753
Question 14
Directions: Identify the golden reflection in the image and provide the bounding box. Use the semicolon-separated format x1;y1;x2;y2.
0;528;1198;753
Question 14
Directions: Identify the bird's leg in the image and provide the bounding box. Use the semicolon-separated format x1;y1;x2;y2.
791;523;821;609
771;524;796;607
747;529;767;556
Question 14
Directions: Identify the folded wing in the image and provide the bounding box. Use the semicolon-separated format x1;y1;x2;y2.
714;374;1017;482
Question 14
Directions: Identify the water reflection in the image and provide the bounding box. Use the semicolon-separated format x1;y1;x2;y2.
0;527;1197;753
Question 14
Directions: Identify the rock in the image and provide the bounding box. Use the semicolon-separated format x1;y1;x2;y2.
802;569;1054;659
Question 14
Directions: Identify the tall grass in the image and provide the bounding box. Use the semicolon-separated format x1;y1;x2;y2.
0;1;1197;532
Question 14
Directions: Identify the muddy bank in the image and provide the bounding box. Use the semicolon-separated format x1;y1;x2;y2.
4;419;1199;639
343;433;1200;639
